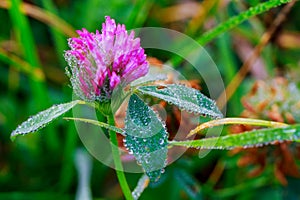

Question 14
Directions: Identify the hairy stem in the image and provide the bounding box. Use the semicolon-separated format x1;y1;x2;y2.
107;114;133;200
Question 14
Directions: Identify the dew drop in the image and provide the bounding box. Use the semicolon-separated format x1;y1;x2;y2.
159;138;164;145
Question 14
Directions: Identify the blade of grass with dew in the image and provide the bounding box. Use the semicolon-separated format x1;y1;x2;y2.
9;0;59;151
172;124;300;150
64;117;124;135
216;1;296;110
197;0;291;45
170;0;292;67
188;117;288;137
233;2;275;76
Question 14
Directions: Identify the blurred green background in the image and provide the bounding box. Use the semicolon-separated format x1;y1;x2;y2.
1;0;300;199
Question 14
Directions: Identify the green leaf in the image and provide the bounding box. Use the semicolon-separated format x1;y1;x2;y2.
124;94;168;182
196;0;292;45
11;100;84;140
137;84;223;119
64;117;124;136
169;124;300;150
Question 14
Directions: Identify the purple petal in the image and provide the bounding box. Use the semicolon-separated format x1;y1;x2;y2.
110;71;121;89
65;16;149;102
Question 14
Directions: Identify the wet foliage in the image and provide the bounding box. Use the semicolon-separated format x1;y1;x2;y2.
1;0;300;199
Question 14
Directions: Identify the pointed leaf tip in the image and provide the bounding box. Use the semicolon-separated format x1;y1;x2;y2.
137;84;223;119
11;100;83;141
124;94;168;182
171;124;300;150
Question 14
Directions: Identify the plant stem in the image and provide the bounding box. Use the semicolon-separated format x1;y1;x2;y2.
107;114;133;200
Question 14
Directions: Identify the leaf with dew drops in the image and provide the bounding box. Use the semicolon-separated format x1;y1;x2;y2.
137;84;223;119
124;94;169;182
169;124;300;150
11;100;84;141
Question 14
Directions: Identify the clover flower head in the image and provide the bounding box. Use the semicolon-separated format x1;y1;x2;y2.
65;16;149;102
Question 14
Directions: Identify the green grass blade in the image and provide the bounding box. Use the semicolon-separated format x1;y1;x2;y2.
170;124;300;150
188;117;288;137
197;0;292;45
64;117;124;135
170;0;291;67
